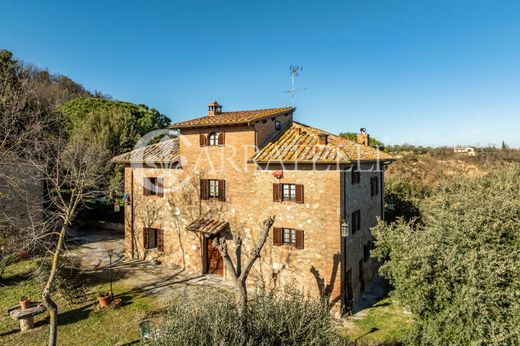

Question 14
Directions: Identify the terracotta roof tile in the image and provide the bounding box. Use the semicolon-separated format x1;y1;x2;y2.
251;122;393;164
170;107;295;129
186;218;229;235
111;138;179;163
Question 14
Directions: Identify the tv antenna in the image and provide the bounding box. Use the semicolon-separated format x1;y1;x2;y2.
283;66;306;106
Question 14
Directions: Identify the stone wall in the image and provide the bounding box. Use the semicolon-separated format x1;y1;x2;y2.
124;124;384;312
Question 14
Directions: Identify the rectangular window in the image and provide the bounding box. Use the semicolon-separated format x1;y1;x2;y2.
363;243;370;262
351;164;360;185
144;228;157;249
209;179;219;198
201;179;226;201
143;228;164;251
282;184;296;201
370;176;379;196
282;228;297;245
351;210;361;234
273;183;304;203
144;177;164;197
273;227;304;249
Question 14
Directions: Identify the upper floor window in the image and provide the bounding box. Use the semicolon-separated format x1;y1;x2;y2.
370;176;379;196
208;132;218;146
351;210;361;234
275;120;282;130
143;177;164;197
200;178;226;201
273;183;304;204
352;164;360;185
209;179;219;198
363;242;370;262
273;227;304;249
282;184;296;201
200;132;225;146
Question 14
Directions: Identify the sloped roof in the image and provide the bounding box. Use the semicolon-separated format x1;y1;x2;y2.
251;122;393;164
186;218;229;235
111;138;179;163
169;107;295;129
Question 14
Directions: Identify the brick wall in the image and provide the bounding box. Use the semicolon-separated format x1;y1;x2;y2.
124;123;384;313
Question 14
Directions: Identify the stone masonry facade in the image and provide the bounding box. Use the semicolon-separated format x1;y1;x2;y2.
116;103;391;313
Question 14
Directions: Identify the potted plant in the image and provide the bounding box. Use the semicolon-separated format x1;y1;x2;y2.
19;296;31;310
96;291;112;307
111;298;122;308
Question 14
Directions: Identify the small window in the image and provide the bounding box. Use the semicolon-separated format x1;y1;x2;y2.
208;132;218;146
352;164;360;185
351;210;361;234
208;179;219;198
273;227;304;249
282;184;296;201
363;243;370;262
282;228;297;246
144;177;164;197
274;183;304;203
144;228;156;249
275;120;281;130
370;176;379;196
143;228;164;251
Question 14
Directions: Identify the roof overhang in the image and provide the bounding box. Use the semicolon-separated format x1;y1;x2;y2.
186;218;229;236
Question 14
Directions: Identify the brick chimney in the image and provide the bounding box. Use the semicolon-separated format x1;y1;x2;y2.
208;100;222;116
318;133;329;145
356;128;370;146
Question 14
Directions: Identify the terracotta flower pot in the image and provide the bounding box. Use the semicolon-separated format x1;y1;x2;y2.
111;298;122;308
97;292;112;307
19;297;31;310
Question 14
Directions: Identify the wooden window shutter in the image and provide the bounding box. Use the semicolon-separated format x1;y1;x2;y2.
295;230;304;249
200;179;208;200
218;132;225;145
199;133;207;147
295;184;304;204
218;180;226;201
157;178;164;197
143;228;149;249
157;229;164;252
273;227;282;246
273;183;281;202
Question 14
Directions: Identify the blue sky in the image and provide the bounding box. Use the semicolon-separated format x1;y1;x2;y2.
2;0;519;147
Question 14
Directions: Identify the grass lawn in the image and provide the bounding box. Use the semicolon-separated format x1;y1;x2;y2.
338;297;413;345
0;258;166;346
2;258;412;345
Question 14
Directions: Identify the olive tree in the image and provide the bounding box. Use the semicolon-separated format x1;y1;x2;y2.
372;164;520;345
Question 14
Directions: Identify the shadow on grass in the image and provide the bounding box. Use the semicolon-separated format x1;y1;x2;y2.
58;302;96;326
351;276;392;314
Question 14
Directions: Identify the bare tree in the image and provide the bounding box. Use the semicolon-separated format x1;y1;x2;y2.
34;133;108;346
213;216;275;317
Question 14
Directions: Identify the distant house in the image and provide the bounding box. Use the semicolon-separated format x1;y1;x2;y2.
454;147;476;156
112;101;393;313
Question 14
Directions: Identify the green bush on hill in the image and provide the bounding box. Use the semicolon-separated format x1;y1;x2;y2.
60;97;171;156
373;164;520;345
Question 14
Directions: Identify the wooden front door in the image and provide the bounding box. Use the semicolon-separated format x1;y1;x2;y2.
205;237;223;276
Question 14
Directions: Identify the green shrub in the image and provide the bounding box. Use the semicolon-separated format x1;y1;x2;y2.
154;286;349;346
373;164;520;345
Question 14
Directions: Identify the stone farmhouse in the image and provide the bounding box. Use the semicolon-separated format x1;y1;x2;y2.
112;101;393;313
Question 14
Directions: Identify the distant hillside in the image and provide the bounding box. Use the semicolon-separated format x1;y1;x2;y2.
384;148;520;222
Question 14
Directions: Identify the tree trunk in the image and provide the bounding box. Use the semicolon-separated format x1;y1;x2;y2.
235;280;248;317
42;222;67;346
